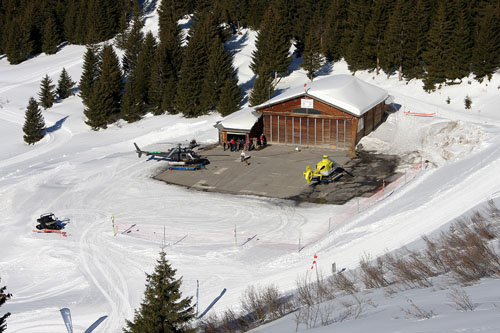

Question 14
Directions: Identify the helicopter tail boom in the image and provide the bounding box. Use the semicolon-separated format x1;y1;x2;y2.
134;143;143;158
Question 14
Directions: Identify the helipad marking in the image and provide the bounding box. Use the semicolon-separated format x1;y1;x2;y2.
214;167;228;175
193;180;215;189
239;190;267;196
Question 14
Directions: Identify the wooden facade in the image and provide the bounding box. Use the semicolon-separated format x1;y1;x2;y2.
257;96;385;151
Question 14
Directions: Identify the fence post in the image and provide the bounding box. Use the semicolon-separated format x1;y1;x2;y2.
298;232;302;253
233;224;237;248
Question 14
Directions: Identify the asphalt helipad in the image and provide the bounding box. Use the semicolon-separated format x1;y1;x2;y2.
154;145;400;205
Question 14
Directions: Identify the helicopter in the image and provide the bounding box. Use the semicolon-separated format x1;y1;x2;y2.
133;140;210;167
303;155;354;185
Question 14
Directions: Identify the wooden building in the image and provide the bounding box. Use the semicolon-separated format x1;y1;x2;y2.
215;75;389;151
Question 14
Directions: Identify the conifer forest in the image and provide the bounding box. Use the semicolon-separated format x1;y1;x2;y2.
1;0;499;128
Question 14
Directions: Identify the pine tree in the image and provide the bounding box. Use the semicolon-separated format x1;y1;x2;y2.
380;0;409;80
149;7;183;115
23;98;46;145
80;45;101;107
84;44;123;129
122;16;144;77
323;0;347;62
249;69;274;107
218;77;242;116
176;12;219;117
135;31;157;112
363;0;392;74
123;250;195;333
42;16;60;55
404;0;433;79
158;0;186;36
97;44;124;122
149;36;179;115
84;83;109;130
250;5;291;78
449;0;473;81
38;75;56;109
422;2;455;91
0;277;12;333
122;79;143;122
4;16;33;64
57;68;76;99
470;3;500;81
200;36;239;112
300;27;324;81
343;0;372;71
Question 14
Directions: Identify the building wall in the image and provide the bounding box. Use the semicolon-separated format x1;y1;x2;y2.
257;96;385;151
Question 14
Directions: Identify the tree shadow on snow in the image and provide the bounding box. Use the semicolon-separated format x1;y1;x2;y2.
140;0;158;15
45;116;68;133
225;31;249;53
316;61;334;77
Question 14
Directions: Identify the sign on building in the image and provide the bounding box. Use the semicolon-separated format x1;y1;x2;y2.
301;99;314;109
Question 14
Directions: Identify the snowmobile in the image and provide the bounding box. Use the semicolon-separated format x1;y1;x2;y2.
35;213;62;230
33;213;67;237
303;155;354;185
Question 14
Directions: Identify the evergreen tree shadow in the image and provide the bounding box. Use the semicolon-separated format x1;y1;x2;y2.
288;53;303;72
240;74;257;105
240;74;286;106
179;18;195;33
56;41;69;53
141;0;158;15
386;103;401;113
316;61;334;77
45;116;68;133
225;31;249;53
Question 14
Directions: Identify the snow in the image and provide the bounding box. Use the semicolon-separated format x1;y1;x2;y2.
254;74;389;117
1;7;500;333
214;107;260;131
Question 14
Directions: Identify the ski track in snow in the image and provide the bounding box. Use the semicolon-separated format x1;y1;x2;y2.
3;25;500;332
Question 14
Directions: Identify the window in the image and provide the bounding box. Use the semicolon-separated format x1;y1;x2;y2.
293;108;321;115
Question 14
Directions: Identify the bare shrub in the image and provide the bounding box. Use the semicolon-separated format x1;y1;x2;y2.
240;285;266;323
295;275;316;307
262;285;292;320
296;271;335;308
330;271;359;295
198;312;220;333
294;303;320;330
422;235;447;272
385;249;436;288
318;301;336;326
359;254;389;289
400;298;436;320
470;211;497;240
240;284;288;325
198;308;245;333
440;219;500;283
447;287;475;311
335;294;375;322
488;200;500;223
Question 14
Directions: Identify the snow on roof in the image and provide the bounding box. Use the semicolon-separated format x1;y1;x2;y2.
255;74;389;117
215;107;261;132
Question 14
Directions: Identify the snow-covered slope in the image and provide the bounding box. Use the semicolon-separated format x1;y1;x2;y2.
1;8;500;333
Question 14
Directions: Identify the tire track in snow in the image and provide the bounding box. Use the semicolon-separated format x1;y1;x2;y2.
78;212;132;332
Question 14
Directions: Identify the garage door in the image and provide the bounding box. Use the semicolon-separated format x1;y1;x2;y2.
264;115;350;149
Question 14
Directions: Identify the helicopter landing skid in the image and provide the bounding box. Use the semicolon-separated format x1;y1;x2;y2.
167;164;206;171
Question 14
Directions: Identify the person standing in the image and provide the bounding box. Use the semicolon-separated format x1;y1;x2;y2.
230;138;235;151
